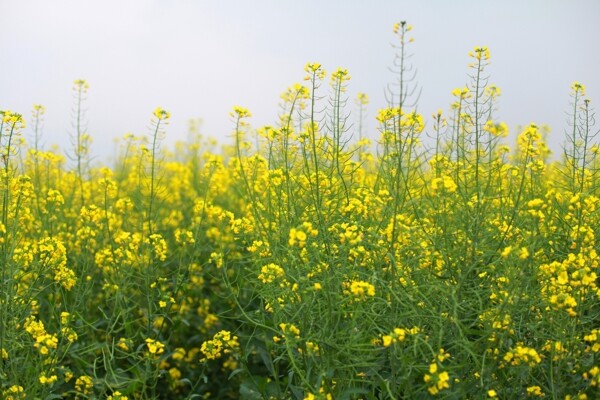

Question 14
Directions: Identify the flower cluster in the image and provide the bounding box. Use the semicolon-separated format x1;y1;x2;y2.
200;330;240;361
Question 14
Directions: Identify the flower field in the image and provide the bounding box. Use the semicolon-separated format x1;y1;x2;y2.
1;22;599;399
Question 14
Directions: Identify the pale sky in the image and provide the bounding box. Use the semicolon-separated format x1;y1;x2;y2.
1;0;599;163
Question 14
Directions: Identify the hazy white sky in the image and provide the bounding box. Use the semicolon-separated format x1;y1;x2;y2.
1;0;599;162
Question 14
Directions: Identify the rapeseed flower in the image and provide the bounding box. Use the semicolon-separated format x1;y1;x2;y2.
571;81;585;96
585;366;600;387
356;92;369;105
343;280;375;301
145;338;166;357
72;78;89;91
75;375;94;394
39;373;58;385
451;87;471;99
304;62;326;80
431;175;457;194
153;107;171;120
24;316;58;355
279;323;301;339
584;329;600;352
2;385;26;400
469;46;490;61
172;347;186;360
503;345;542;367
331;67;350;86
258;263;285;284
107;392;128;400
200;330;239;361
289;228;308;247
381;328;407;347
230;105;252;118
424;362;450;395
526;386;544;397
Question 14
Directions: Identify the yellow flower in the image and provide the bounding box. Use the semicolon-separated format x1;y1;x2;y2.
24;316;58;355
169;367;182;380
289;228;308;247
469;46;491;61
1;110;26;128
527;386;544;397
343;280;376;301
483;121;508;137
392;21;411;34
376;106;404;124
304;62;326;80
305;341;320;356
39;374;58;385
304;62;322;73
61;327;78;342
73;79;89;91
519;247;530;259
145;338;166;356
331;67;351;85
200;330;239;361
147;233;168;261
2;385;26;400
230;106;252;118
357;92;369;105
153;107;171;120
486;84;501;97
503;345;542;366
431;175;457;195
75;375;94;394
280;323;301;339
292;82;310;97
571;81;585;96
437;348;451;362
424;363;450;395
172;347;186;361
500;246;512;258
117;338;131;352
587;366;600;387
382;335;393;347
107;391;129;400
381;327;419;347
451;87;470;99
60;311;71;325
258;263;285;284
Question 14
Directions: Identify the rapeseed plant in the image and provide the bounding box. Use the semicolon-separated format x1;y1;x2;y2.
1;20;599;400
